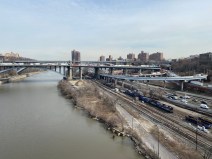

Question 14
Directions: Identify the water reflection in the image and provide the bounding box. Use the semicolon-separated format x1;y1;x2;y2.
0;71;142;159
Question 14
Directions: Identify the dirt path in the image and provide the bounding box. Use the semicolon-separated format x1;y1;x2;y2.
116;105;177;159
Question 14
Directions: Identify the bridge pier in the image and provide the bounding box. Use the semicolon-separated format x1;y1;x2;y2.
59;66;61;73
63;66;66;76
109;68;114;75
123;68;127;75
94;67;99;79
138;69;141;75
180;81;184;91
67;67;73;80
114;79;117;87
122;81;124;87
54;66;57;72
79;67;82;80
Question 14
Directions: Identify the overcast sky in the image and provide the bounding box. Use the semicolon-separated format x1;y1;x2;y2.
0;0;212;60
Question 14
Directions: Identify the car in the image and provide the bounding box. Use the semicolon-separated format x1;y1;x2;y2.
184;95;191;99
181;99;188;103
200;104;209;109
171;96;178;100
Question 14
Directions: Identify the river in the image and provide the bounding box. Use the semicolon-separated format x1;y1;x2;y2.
0;71;143;159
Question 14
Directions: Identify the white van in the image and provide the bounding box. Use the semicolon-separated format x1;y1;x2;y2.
200;104;209;109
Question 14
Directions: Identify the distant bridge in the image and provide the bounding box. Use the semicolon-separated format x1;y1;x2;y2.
0;62;161;80
99;74;207;91
4;60;157;65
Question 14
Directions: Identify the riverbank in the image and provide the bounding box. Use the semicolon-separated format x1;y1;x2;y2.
0;71;43;85
58;80;163;159
58;80;206;159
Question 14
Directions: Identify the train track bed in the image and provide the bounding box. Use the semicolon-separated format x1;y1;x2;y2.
121;80;212;117
93;80;212;151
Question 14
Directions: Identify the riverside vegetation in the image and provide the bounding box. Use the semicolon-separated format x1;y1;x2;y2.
58;80;212;159
57;80;164;159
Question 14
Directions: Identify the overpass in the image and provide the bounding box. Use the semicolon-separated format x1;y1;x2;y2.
99;74;207;91
0;62;161;80
4;60;158;65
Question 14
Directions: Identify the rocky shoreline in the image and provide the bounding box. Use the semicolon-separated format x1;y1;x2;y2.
57;79;160;159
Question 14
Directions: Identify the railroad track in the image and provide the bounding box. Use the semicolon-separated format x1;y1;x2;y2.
123;81;212;117
92;81;212;150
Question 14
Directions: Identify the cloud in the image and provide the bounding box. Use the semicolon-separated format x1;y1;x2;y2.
0;0;211;60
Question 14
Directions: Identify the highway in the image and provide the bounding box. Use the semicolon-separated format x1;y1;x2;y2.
100;74;207;81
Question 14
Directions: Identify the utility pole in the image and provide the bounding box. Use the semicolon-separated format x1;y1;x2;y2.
196;116;198;151
157;125;160;158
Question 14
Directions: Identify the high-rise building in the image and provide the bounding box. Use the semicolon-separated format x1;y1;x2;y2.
127;53;135;60
71;50;81;63
149;52;164;61
0;54;4;63
199;52;212;65
106;55;113;61
99;55;105;61
138;51;149;62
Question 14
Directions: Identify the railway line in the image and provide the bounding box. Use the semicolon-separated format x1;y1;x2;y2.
121;80;212;117
92;80;212;151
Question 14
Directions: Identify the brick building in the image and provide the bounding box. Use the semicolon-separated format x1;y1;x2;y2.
71;50;81;63
149;52;164;61
138;51;149;62
99;55;105;61
127;53;135;60
199;52;212;65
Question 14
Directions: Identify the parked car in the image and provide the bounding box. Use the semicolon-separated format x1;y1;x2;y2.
171;96;178;100
200;104;209;109
184;95;191;99
181;99;188;104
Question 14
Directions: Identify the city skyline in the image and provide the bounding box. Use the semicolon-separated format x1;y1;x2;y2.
0;0;212;60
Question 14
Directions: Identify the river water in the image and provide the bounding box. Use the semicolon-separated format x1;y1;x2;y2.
0;71;142;159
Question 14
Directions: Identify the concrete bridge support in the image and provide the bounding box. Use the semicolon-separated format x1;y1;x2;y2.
109;68;114;75
138;69;141;75
122;81;124;87
123;68;127;75
54;66;57;72
67;67;73;80
114;79;117;87
63;67;66;76
59;66;61;73
180;81;184;91
79;67;82;80
94;67;99;79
